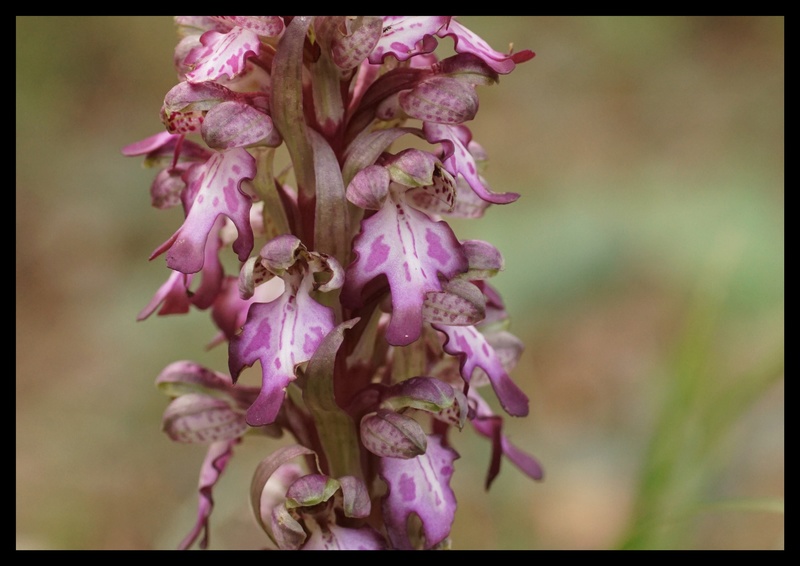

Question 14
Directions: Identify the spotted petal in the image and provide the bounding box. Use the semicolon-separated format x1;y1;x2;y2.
423;278;485;326
211;16;285;37
162;81;232;135
424;123;519;204
161;393;248;444
369;17;534;75
399;76;479;125
341;188;467;346
379;434;458;550
201;100;275;149
434;323;529;417
407;173;489;218
184;26;262;83
150;148;256;274
228;290;334;427
330;16;383;70
360;409;427;458
303;523;387;550
228;267;335;426
368;16;448;65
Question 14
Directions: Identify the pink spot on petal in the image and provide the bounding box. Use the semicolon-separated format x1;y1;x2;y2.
403;262;412;282
425;229;450;266
390;41;409;53
399;473;416;501
303;326;325;356
364;235;390;272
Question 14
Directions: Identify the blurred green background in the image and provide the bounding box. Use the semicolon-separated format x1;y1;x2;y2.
16;16;783;550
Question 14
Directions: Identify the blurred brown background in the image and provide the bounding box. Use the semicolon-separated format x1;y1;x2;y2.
16;16;783;550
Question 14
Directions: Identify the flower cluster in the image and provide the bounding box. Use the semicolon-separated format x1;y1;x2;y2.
125;16;542;550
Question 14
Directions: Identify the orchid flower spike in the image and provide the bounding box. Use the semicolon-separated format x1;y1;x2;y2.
125;15;542;550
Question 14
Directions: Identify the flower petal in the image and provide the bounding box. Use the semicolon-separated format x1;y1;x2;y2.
424;123;520;204
361;409;427;458
208;275;284;348
456;239;505;280
271;505;307;550
228;281;334;426
338;475;372;519
211;16;285;37
399;76;479;124
121;131;180;157
285;473;340;508
342;189;467;346
423;278;486;326
434;323;529;417
382;376;456;413
150;164;191;209
184;26;262;83
379;434;458;549
229;245;336;426
469;390;543;488
201;100;275;149
179;439;239;550
329;16;383;70
342;126;421;186
155;360;240;401
437;18;535;75
346;164;390;210
161;81;232;135
368;16;448;65
150;148;256;274
137;270;192;321
161;393;248;444
302;523;387;550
